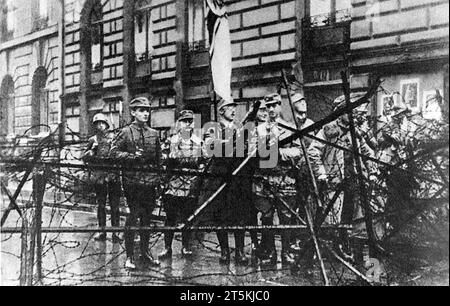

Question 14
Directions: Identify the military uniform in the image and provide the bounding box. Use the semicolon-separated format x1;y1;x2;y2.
83;114;121;242
253;116;303;261
160;111;206;258
308;95;376;225
377;108;421;232
198;103;253;264
109;99;161;266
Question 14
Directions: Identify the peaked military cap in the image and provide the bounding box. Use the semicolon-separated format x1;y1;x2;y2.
264;93;282;106
130;97;151;109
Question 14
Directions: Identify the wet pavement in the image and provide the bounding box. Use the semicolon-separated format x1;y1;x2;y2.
2;205;447;286
1;206;320;286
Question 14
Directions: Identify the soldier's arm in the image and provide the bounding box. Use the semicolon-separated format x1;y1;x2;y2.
279;147;301;163
82;137;96;161
359;134;378;177
109;128;136;160
308;129;327;179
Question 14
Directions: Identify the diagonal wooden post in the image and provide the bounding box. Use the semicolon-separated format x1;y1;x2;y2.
340;71;380;256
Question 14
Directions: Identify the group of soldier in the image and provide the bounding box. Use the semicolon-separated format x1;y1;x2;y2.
82;90;444;270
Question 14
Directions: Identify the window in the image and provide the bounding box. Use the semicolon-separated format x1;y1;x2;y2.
309;0;351;26
31;67;49;134
39;0;48;19
135;0;154;62
90;3;103;71
188;0;208;50
0;76;14;136
6;0;16;35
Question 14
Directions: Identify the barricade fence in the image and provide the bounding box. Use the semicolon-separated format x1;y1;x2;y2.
1;74;448;286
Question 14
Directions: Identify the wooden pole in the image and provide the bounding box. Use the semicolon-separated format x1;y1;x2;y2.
340;71;379;256
34;168;48;285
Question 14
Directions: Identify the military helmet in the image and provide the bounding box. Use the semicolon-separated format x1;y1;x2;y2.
332;92;367;111
391;105;410;118
292;93;307;112
92;113;110;128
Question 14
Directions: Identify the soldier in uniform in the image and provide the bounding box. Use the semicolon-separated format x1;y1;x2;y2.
199;98;251;265
292;93;314;132
377;106;419;233
159;110;205;259
247;99;269;256
83;113;122;243
253;93;302;265
110;97;161;270
256;99;269;123
291;93;316;251
308;93;377;255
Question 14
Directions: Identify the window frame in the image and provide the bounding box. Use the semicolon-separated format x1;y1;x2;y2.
187;0;209;51
90;7;104;72
6;0;16;37
135;0;154;63
308;0;352;27
39;0;48;19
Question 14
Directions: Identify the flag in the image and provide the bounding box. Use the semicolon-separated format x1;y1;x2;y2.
206;0;232;103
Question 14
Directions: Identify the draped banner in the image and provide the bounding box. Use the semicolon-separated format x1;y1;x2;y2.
206;0;232;103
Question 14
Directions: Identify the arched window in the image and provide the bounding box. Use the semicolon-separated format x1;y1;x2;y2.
81;0;103;75
80;0;104;88
90;1;103;71
31;67;48;134
0;75;14;136
135;0;154;62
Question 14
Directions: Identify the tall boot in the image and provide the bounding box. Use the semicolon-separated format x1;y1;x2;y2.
234;231;249;265
95;197;107;241
217;232;230;264
335;229;354;262
260;217;276;264
140;204;160;267
181;198;194;256
109;186;122;243
281;233;295;265
159;231;174;260
181;231;193;256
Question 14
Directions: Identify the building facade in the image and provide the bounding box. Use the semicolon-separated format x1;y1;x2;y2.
350;0;449;121
0;0;448;144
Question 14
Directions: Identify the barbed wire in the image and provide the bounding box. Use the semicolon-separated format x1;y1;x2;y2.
1;85;448;286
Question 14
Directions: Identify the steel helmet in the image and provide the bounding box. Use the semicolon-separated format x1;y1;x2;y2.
332;92;368;111
92;113;110;128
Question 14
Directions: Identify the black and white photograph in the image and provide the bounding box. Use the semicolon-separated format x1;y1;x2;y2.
0;0;448;289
